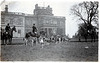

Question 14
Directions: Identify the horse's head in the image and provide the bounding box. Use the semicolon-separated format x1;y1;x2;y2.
12;26;17;32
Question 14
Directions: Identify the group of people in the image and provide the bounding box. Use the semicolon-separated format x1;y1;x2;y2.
50;35;66;43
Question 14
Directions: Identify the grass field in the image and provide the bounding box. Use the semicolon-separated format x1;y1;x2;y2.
1;38;98;61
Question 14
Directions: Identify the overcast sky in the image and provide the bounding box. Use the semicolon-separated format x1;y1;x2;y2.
0;0;83;38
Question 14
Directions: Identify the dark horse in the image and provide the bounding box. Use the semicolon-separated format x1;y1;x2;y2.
2;27;16;45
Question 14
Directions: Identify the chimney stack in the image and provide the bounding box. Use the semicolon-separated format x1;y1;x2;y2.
5;5;8;13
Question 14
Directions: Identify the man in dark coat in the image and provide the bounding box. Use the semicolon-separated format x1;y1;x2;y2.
32;24;37;33
5;23;10;32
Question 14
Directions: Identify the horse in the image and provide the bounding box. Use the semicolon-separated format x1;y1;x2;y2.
23;32;30;45
24;32;40;46
1;31;9;45
2;27;16;45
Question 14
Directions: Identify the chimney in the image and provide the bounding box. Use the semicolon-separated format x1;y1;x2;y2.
35;4;38;9
5;5;8;13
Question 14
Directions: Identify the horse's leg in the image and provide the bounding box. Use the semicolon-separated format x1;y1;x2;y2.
33;38;35;45
25;39;28;45
7;35;9;45
42;43;44;48
93;34;95;42
26;40;28;45
41;42;44;48
5;39;7;45
37;37;39;43
90;34;93;42
3;39;5;45
2;39;4;45
91;35;93;42
93;33;96;42
7;38;9;45
3;38;5;45
35;38;37;44
84;35;87;42
94;35;95;42
86;36;87;42
8;38;10;45
93;36;95;42
36;37;37;44
9;36;12;45
1;38;4;45
9;38;12;45
11;37;12;44
79;36;80;42
34;37;37;44
31;39;34;46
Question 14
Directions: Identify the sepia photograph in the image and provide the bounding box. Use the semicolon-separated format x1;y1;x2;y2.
0;0;99;61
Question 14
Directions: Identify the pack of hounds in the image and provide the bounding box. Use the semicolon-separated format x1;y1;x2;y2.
23;32;66;48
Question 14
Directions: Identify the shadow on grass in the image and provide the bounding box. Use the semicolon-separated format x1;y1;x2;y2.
1;43;24;45
69;39;98;42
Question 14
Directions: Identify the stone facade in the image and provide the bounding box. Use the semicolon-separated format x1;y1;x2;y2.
1;4;65;38
1;12;25;37
36;15;65;37
34;4;53;16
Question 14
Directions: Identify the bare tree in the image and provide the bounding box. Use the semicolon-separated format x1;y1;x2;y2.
71;1;99;28
71;1;99;41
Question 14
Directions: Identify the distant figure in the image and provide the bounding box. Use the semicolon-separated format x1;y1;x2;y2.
32;24;37;34
5;23;10;32
39;35;44;48
79;34;81;42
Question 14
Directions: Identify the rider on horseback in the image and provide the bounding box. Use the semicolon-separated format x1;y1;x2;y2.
5;23;10;32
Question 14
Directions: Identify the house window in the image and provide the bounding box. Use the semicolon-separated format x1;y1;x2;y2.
18;29;21;34
1;18;5;24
